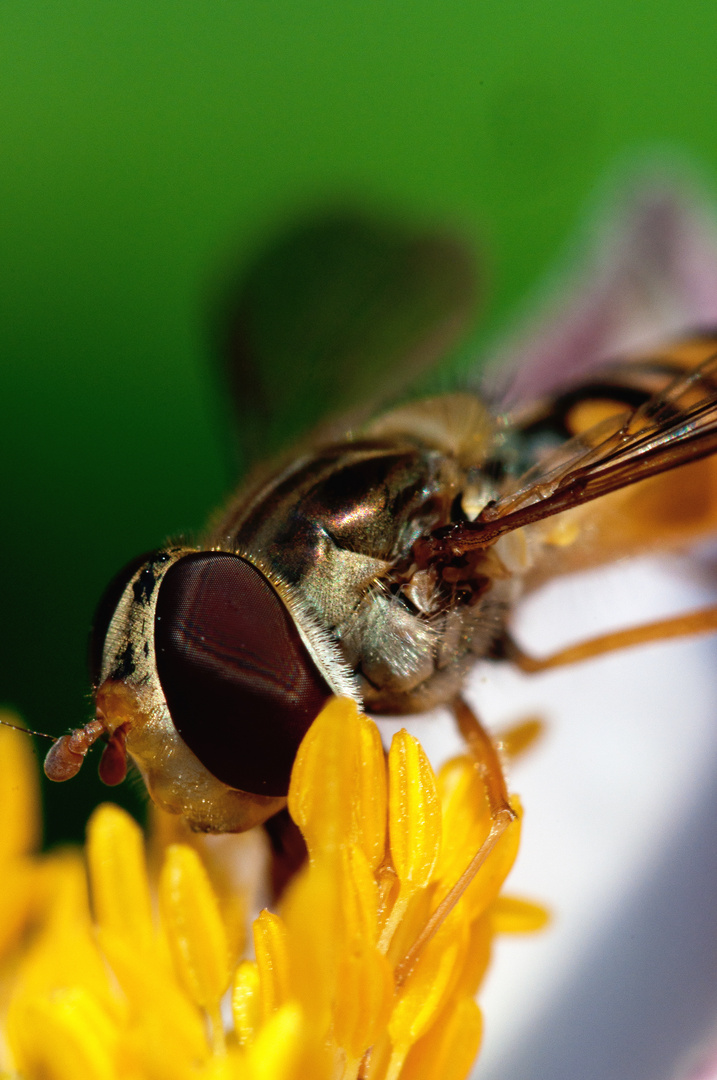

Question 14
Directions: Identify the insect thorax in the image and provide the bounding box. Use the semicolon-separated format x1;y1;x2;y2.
207;394;521;714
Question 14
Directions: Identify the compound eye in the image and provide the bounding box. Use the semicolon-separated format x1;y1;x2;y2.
154;552;332;797
89;551;158;688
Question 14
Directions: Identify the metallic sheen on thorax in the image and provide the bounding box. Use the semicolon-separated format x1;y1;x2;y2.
206;394;519;713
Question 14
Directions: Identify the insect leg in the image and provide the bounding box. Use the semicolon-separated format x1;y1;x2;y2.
501;605;717;673
452;697;515;821
393;699;516;985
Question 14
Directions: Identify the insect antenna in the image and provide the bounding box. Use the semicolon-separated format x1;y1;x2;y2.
0;716;56;741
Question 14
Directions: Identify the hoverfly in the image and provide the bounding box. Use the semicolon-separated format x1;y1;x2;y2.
43;188;717;864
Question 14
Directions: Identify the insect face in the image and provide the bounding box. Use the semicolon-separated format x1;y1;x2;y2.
51;546;338;831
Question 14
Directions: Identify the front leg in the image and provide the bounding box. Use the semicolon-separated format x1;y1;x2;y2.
394;697;516;984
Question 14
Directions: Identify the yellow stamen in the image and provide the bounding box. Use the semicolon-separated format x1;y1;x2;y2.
385;907;467;1079
8;987;119;1080
87;803;155;953
159;843;231;1052
232;959;262;1046
399;996;483;1080
491;894;551;933
253;909;290;1020
379;730;441;950
245;1002;313;1080
0;718;40;862
288;698;386;867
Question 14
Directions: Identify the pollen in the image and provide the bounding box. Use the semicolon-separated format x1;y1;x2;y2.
0;699;544;1080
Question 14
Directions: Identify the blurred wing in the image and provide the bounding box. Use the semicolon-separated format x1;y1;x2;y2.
215;212;477;471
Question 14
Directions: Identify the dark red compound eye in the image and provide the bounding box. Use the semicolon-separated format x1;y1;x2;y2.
154;552;332;797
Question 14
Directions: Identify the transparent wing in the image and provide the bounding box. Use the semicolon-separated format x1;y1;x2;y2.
420;346;717;560
481;180;717;408
213;211;477;473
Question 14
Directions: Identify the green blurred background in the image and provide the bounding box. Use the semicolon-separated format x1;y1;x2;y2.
1;1;716;845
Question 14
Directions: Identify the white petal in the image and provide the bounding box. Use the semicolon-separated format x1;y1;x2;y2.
474;551;717;1080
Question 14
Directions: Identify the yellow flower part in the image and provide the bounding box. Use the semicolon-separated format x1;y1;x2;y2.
87;802;155;952
0;697;545;1080
0;719;43;962
288;697;387;868
252;910;290;1021
232;961;262;1046
379;730;442;951
159;843;233;1051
